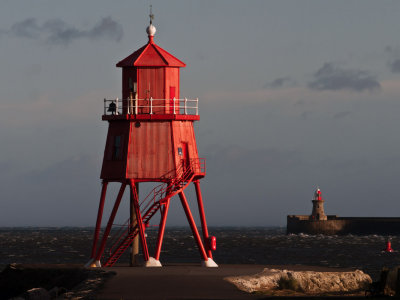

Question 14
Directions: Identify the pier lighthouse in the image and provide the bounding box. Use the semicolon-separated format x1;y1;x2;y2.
311;188;327;221
87;15;217;268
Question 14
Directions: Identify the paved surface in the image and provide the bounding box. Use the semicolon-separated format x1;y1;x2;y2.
96;264;358;300
96;264;266;300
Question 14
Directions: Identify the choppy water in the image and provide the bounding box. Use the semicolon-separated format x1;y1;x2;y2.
1;227;400;279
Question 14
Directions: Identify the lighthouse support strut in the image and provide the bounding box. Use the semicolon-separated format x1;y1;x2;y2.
129;183;140;266
129;179;150;261
154;198;171;260
154;183;173;260
90;181;108;259
193;180;212;259
94;182;127;262
178;191;208;261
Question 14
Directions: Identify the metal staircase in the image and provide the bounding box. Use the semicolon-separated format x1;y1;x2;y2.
102;159;205;266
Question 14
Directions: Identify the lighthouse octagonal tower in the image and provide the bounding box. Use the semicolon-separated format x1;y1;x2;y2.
88;23;217;268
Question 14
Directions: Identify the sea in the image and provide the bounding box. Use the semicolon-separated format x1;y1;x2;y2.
1;227;400;280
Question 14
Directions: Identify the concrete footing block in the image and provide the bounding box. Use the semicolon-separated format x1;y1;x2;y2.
202;258;218;268
145;257;162;267
84;259;102;268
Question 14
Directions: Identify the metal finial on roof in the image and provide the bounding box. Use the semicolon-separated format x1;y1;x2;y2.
149;5;154;25
146;4;156;38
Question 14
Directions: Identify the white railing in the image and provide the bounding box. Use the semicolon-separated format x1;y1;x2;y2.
103;98;199;116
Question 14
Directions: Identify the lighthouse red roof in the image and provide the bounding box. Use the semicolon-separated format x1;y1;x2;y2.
116;36;186;68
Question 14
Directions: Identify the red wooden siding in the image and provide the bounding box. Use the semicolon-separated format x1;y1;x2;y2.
137;67;164;114
126;122;174;180
101;120;200;181
165;68;180;114
171;121;200;173
100;122;130;180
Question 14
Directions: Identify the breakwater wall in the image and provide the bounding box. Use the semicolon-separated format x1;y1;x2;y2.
287;215;400;235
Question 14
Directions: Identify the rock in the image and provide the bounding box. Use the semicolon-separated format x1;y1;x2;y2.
225;268;372;295
381;266;400;296
23;287;50;300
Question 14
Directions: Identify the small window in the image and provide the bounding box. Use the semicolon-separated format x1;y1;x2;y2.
113;136;122;160
128;78;137;93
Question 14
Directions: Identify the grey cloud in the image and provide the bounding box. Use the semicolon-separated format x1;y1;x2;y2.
308;63;381;92
89;17;123;40
10;18;41;38
264;76;294;89
385;45;394;53
385;46;400;73
388;59;400;73
385;45;400;57
4;17;123;45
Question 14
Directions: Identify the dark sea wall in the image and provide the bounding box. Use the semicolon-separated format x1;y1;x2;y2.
287;215;400;235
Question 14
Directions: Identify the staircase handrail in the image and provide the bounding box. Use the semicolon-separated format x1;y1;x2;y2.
138;158;205;212
138;161;186;212
139;182;166;207
105;219;131;256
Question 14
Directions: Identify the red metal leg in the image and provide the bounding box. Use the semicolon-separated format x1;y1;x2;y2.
178;191;208;261
193;180;212;258
95;182;126;261
154;198;171;260
129;180;150;261
90;181;108;259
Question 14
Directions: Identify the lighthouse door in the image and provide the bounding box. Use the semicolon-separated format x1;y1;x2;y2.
181;142;190;172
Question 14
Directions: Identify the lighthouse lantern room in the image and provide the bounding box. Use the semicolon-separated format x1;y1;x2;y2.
87;13;217;268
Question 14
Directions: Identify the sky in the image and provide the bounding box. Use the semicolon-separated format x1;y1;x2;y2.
1;1;400;227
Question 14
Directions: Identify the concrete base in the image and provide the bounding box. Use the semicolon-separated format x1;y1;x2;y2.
144;257;162;267
84;259;102;268
96;264;266;300
202;258;218;268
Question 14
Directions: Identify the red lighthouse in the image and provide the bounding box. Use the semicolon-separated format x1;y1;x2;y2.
86;16;217;267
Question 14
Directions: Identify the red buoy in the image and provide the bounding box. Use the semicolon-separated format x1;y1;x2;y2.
385;239;394;252
209;236;217;251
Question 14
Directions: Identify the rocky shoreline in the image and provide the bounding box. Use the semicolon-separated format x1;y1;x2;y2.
225;268;372;297
0;264;115;299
